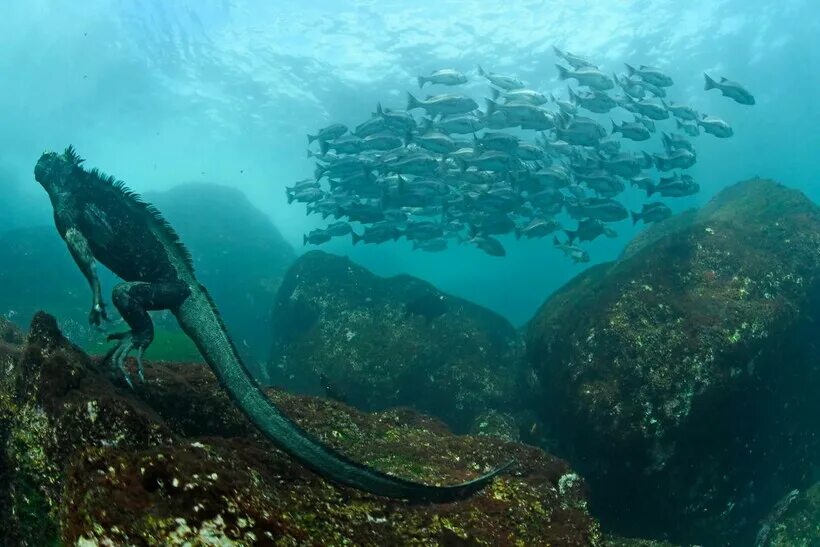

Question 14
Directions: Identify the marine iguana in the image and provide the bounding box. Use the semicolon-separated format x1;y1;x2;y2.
34;146;511;502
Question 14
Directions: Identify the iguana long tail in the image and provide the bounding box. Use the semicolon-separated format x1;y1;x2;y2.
174;285;512;502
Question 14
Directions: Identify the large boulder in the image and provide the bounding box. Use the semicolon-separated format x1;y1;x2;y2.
268;251;532;434
0;312;605;546
526;179;820;545
0;183;294;365
754;483;820;546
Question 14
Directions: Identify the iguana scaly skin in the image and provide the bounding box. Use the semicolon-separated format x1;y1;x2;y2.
34;146;511;502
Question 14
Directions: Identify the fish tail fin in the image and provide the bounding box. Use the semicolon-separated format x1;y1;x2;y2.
549;92;557;102
286;188;295;204
552;45;563;58
307;134;317;144
477;65;486;77
568;86;578;103
625;63;637;76
646;182;656;197
611;119;619;134
491;87;500;100
676;119;683;129
553;235;561;247
319;139;330;156
398;174;406;193
303;234;308;246
555;64;570;81
351;232;362;246
704;73;716;91
514;227;522;240
485;97;498;116
661;132;671;152
661;98;669;109
631;211;641;225
563;230;577;245
418;76;427;89
376;102;384;116
653;154;665;171
314;164;326;181
406;92;421;110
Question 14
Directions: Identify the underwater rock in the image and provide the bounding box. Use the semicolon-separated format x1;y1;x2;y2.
146;183;295;367
754;483;820;546
469;409;520;442
0;312;605;545
268;250;530;433
527;179;820;545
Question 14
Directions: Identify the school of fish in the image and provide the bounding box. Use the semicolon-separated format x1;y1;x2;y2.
292;47;754;261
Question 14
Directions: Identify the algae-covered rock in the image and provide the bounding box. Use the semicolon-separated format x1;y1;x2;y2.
757;483;820;546
527;179;820;545
1;312;604;545
268;250;530;434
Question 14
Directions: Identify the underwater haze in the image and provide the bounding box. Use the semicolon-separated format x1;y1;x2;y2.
1;2;819;546
1;0;817;324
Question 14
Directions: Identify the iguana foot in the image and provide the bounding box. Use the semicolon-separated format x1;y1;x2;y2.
106;331;149;388
108;280;189;388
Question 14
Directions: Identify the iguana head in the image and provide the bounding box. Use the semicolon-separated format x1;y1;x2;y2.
34;146;84;194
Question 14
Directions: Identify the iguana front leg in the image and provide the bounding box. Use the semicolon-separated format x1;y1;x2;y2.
64;226;107;326
108;281;190;387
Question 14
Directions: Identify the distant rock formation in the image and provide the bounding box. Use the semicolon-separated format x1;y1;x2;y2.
267;250;533;435
527;179;820;545
0;312;604;545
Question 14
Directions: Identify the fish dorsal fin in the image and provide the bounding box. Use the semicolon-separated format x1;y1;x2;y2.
720;77;728;82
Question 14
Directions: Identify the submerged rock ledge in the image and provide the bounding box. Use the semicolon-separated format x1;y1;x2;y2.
0;312;608;545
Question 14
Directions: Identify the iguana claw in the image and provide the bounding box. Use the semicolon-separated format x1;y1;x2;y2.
105;331;149;388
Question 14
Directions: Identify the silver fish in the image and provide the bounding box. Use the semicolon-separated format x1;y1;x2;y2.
632;202;672;225
493;87;548;106
569;87;617;113
653;149;696;171
418;69;468;88
556;64;614;91
697;115;733;138
663;100;699;121
308;123;347;144
553;236;590;263
611;119;650;141
625;64;674;87
406;92;478;116
553;46;598;69
477;66;524;90
704;74;755;105
303;228;332;246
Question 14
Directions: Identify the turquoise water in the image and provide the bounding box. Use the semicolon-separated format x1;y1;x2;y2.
1;1;817;324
